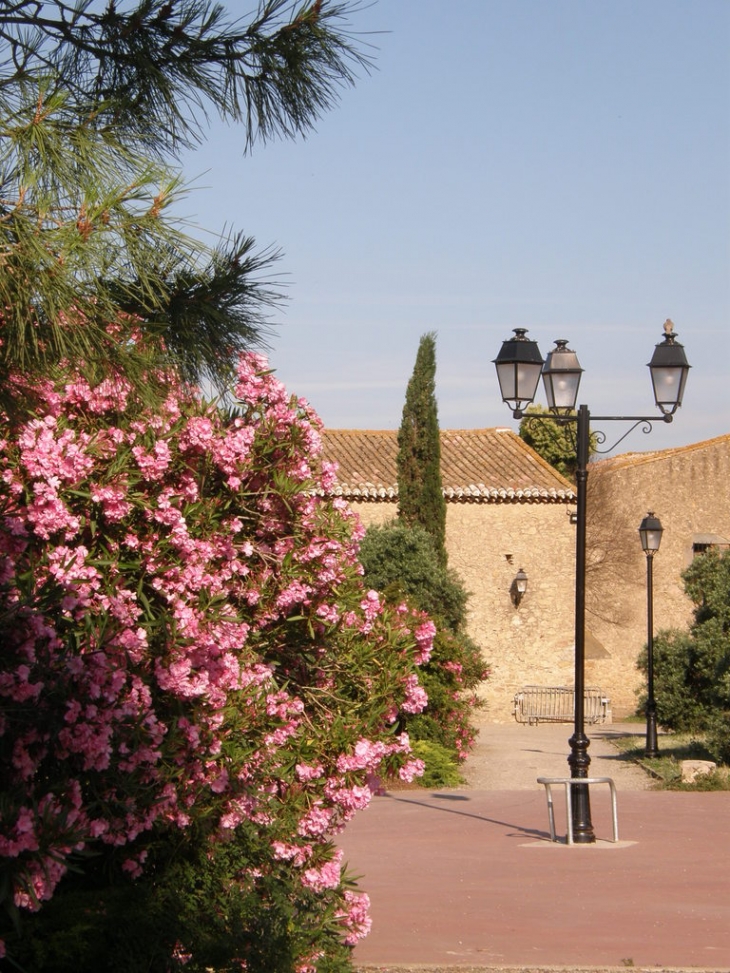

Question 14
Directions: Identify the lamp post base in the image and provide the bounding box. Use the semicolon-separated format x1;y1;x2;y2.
567;731;595;843
645;704;659;759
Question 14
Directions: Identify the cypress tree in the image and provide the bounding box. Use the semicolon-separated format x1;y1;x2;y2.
397;332;448;565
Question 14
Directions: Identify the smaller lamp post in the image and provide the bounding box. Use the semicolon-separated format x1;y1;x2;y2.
639;512;664;758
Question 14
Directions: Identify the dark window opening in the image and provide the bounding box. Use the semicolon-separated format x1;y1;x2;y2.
692;536;730;559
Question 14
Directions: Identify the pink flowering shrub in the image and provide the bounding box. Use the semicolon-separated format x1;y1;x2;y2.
0;354;432;972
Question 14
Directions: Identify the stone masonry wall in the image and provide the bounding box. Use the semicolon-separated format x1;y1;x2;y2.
340;436;730;726
349;499;577;722
584;436;730;718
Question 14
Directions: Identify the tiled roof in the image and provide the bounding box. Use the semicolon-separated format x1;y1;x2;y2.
319;428;576;503
590;432;730;475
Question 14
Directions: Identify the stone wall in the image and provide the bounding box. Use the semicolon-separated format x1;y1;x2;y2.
583;435;730;718
345;435;730;723
349;499;577;722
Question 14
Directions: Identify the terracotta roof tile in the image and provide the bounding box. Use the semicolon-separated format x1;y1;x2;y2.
320;428;575;503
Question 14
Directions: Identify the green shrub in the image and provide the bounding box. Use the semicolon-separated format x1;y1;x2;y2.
410;741;462;789
636;630;714;732
9;826;356;973
358;522;468;630
359;522;488;771
637;549;730;752
707;713;730;766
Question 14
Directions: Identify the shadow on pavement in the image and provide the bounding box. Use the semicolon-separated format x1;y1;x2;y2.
382;792;550;840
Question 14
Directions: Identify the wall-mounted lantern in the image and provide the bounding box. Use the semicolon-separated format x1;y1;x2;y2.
511;567;528;607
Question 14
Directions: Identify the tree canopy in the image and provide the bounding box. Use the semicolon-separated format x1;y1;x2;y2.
518;405;596;481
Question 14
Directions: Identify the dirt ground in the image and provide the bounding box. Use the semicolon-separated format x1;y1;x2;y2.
457;719;651;791
357;967;692;973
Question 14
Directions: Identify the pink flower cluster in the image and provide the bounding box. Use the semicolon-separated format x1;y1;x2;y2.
0;352;434;964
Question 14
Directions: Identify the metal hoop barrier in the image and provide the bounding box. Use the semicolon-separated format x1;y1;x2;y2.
537;777;619;844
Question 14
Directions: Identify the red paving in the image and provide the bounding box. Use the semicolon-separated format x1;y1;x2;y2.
337;788;730;970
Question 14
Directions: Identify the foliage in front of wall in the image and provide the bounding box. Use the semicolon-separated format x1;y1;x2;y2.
636;548;730;764
359;521;469;630
359;522;489;781
637;630;713;732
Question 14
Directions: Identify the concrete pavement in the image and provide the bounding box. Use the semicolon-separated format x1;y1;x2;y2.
457;722;652;791
338;722;730;972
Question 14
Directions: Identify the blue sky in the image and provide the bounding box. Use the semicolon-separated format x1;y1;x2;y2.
179;0;730;455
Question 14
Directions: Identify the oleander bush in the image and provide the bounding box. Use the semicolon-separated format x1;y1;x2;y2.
0;348;434;972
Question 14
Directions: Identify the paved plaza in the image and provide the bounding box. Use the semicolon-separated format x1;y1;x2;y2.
338;722;730;972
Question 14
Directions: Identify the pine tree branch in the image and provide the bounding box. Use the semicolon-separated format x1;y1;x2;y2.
0;0;376;154
113;232;284;386
0;1;377;398
0;71;286;388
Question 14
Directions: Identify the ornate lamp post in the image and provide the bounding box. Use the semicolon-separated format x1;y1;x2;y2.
493;322;690;843
639;512;664;758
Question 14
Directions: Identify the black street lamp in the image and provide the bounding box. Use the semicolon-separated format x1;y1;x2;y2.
493;321;690;843
639;512;664;758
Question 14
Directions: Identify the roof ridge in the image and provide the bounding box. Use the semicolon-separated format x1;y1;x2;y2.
323;428;396;436
592;431;730;471
322;427;518;435
320;427;576;500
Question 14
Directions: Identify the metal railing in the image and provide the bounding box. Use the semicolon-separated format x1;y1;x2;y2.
513;685;611;725
537;776;619;844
